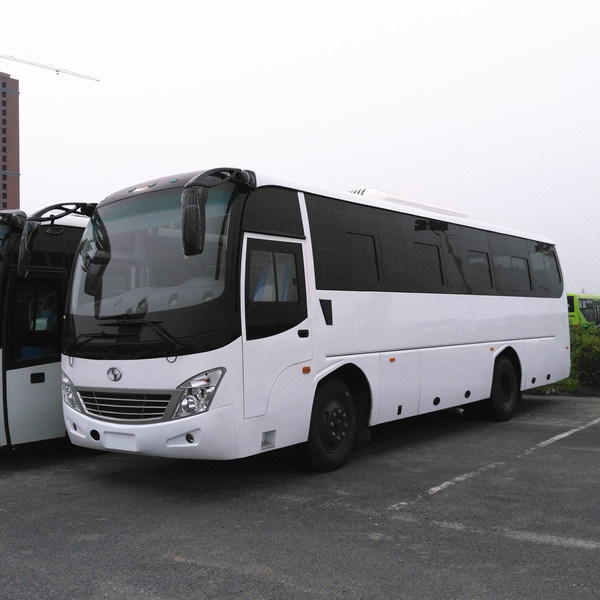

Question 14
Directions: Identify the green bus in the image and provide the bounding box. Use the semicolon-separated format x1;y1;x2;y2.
567;293;600;328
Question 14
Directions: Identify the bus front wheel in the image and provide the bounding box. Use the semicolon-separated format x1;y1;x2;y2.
305;378;357;472
484;356;519;421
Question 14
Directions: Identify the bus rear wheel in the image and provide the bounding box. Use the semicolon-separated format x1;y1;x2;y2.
484;356;519;421
305;378;357;472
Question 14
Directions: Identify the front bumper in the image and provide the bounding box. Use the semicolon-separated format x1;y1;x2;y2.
64;403;238;460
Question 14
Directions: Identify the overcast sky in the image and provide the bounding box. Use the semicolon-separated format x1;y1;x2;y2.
2;0;599;293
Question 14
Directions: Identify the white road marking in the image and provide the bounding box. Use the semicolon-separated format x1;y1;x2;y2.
388;516;600;551
388;416;600;511
503;529;600;550
426;462;505;496
523;416;600;455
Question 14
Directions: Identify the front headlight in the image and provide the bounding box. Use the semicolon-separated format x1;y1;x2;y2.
62;371;82;412
173;368;225;419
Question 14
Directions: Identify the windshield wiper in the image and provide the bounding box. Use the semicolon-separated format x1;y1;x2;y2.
98;318;186;354
66;330;131;353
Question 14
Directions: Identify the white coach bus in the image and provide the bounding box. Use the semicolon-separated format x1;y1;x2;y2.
0;203;93;450
61;168;570;471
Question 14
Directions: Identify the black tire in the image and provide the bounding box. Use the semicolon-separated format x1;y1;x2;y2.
305;378;357;472
483;356;519;421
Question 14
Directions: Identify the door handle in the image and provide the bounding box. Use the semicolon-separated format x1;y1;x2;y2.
298;329;309;338
30;372;45;384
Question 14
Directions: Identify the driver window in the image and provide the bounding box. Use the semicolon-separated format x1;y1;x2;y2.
248;250;299;303
245;239;307;340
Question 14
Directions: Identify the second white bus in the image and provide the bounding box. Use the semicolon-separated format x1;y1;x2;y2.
61;168;570;470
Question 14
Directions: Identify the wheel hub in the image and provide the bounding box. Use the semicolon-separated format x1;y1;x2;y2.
322;405;348;450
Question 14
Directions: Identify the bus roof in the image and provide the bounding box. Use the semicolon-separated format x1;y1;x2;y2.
100;168;557;246
257;171;557;245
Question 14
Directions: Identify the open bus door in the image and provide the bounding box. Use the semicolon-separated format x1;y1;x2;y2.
3;269;67;444
0;203;94;449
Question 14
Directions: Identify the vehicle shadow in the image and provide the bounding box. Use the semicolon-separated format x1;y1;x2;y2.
0;438;100;471
99;399;553;494
0;396;561;494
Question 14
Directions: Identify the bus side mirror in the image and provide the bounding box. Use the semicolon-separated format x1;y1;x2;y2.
83;250;111;297
181;186;207;256
17;220;41;278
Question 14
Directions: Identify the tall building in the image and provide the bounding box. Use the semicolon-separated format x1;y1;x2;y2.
1;72;19;209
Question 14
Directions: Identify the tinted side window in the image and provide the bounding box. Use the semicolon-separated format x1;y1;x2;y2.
305;194;382;291
306;193;562;299
347;232;379;289
412;242;444;288
243;187;304;238
409;219;446;292
439;225;494;295
489;233;533;296
375;210;411;291
544;251;562;294
305;194;346;289
511;256;532;292
466;250;494;291
529;241;563;298
8;274;64;364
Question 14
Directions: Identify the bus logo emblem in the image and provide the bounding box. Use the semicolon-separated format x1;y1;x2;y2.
107;367;122;382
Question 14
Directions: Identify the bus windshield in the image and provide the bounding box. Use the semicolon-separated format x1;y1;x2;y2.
65;185;238;359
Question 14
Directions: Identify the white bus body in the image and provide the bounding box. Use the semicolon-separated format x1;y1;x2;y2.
62;169;570;470
0;205;91;449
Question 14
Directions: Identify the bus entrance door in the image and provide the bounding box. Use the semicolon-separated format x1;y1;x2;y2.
3;270;66;445
242;237;312;419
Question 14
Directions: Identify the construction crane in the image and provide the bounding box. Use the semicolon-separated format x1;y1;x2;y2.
0;52;99;81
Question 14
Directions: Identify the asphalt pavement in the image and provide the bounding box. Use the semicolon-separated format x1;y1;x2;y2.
1;394;599;600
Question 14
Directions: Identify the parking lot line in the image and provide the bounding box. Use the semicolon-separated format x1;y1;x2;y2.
523;416;600;456
388;416;600;512
502;530;600;550
426;461;506;496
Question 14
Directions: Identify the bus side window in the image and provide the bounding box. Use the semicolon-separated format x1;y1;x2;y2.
9;276;62;363
412;242;444;289
466;250;494;291
489;234;533;296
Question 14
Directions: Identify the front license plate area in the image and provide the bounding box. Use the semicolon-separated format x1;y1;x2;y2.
104;432;137;452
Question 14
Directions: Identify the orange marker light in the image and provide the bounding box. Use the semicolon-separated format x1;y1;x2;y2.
302;366;311;374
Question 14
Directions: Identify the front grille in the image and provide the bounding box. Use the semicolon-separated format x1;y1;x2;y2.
78;390;174;421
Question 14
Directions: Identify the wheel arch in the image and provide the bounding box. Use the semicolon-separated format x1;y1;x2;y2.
318;363;373;441
495;346;523;392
